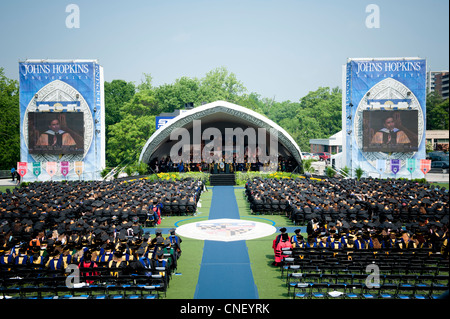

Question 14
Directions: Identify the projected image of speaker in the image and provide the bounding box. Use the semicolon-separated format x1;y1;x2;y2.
362;110;419;153
28;112;84;155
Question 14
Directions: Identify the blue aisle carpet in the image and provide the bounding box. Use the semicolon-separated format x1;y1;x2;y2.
194;186;259;299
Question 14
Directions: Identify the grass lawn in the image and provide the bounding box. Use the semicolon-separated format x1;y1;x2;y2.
164;236;205;299
431;182;449;189
234;187;295;299
163;187;212;299
165;187;295;299
0;185;18;193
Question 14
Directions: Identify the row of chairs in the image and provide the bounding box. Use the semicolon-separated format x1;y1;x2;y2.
290;212;447;225
1;273;164;300
287;272;448;289
0;264;169;300
291;281;448;300
279;246;449;299
161;203;197;216
281;259;448;278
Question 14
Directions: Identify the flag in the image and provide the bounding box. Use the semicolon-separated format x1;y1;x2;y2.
406;159;416;174
74;161;83;177
17;162;28;177
376;159;386;174
420;159;431;175
46;162;57;177
391;159;400;175
61;161;70;177
32;162;41;178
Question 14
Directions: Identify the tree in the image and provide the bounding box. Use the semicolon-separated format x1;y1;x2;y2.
107;114;156;167
268;87;342;151
426;91;449;130
104;79;136;129
198;66;246;103
0;68;20;170
153;76;201;112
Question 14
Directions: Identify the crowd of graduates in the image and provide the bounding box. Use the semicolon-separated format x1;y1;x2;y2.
0;178;202;282
245;176;449;265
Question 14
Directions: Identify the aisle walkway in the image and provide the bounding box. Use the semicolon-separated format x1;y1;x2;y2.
194;186;259;299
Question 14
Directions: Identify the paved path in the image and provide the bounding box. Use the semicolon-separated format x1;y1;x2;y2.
194;186;258;299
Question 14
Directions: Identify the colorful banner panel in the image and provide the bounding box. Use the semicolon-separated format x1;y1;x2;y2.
19;60;105;181
17;162;28;177
32;162;41;178
61;161;70;177
343;57;427;178
46;162;57;177
420;159;431;175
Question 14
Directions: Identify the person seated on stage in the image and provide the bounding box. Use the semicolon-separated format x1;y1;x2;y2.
36;118;76;147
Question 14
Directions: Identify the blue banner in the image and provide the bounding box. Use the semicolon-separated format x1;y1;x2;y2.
391;159;401;175
19;60;104;181
344;58;426;179
156;116;175;130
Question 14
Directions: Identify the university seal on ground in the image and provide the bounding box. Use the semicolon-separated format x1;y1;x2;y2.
176;218;277;242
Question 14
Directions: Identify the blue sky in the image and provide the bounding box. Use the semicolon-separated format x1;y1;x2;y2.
0;0;448;102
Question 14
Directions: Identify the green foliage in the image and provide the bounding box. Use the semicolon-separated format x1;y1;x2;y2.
0;68;20;170
100;167;112;178
426;92;449;130
107;114;155;167
198;66;246;103
124;165;133;177
341;166;350;177
301;158;317;174
104;79;136;129
425;141;434;153
234;171;302;185
354;167;365;181
124;161;149;176
325;166;337;178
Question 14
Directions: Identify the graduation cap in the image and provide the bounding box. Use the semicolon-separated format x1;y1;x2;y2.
92;200;104;207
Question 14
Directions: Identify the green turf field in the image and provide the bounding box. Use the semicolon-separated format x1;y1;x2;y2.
163;188;212;299
162;187;296;299
234;188;296;299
